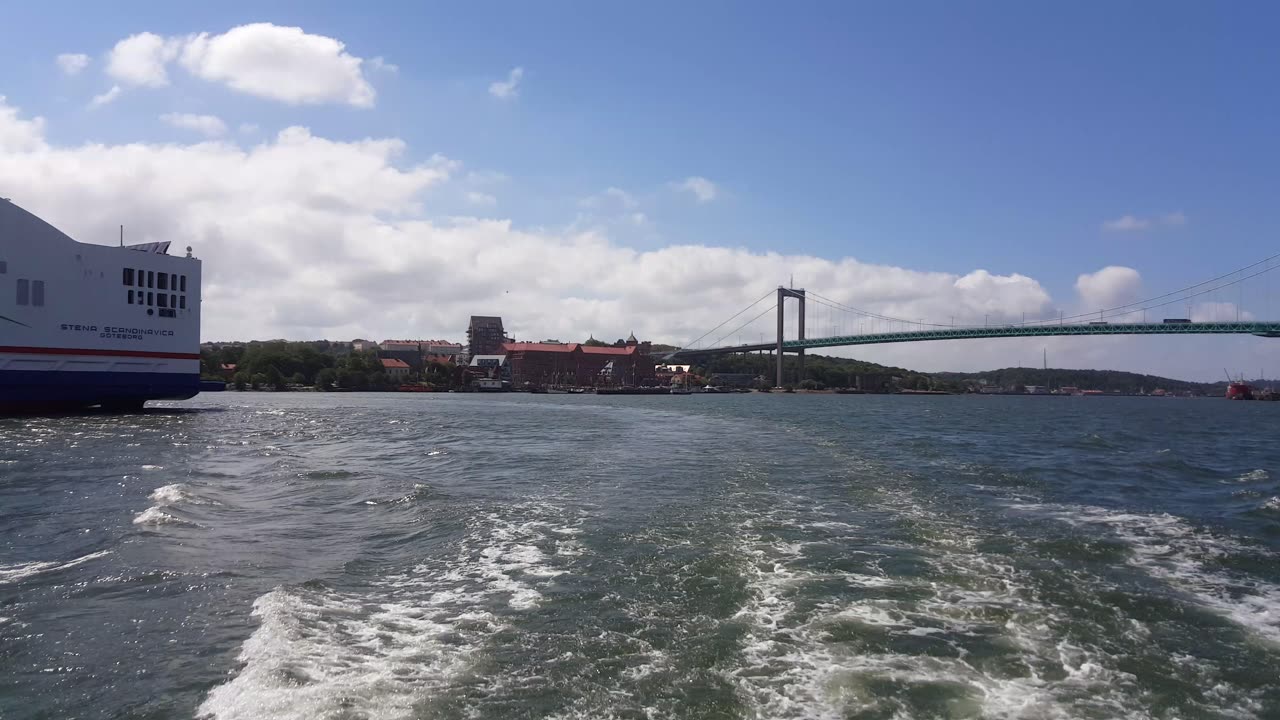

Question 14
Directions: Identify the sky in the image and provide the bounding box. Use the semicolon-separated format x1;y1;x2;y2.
2;1;1279;381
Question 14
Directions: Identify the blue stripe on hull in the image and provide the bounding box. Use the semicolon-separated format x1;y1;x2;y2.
0;370;199;412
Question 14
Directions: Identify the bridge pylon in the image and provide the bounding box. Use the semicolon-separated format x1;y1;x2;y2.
776;286;806;387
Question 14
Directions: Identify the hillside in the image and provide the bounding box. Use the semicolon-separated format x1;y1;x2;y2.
934;367;1214;394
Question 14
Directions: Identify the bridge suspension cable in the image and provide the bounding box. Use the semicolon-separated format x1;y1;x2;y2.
682;289;776;349
708;302;778;349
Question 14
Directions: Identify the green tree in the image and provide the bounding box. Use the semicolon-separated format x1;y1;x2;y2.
315;368;337;390
233;371;249;391
264;365;286;391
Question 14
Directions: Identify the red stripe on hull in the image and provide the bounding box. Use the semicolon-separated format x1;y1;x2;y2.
0;346;200;360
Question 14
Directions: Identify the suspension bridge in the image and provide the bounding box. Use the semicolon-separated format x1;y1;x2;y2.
668;254;1280;387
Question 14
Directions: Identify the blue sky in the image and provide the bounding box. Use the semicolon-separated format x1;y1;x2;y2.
2;2;1278;378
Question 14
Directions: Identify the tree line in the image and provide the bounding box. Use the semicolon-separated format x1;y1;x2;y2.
200;341;463;391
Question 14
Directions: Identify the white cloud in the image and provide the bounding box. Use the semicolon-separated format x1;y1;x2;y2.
1075;266;1142;310
107;32;181;87
0;97;46;151
1102;212;1187;232
0;96;1252;381
368;56;398;73
239;123;260;135
160;112;228;138
673;176;718;203
1190;302;1254;323
180;23;376;107
89;85;123;108
98;24;377;107
56;53;90;76
488;67;524;99
1101;215;1150;232
465;191;496;207
581;187;637;210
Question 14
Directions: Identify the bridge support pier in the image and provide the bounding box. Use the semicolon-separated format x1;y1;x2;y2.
775;286;806;387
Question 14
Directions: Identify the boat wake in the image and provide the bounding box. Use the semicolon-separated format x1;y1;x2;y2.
198;502;584;720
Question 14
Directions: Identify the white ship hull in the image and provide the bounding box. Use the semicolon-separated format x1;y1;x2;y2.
0;200;202;411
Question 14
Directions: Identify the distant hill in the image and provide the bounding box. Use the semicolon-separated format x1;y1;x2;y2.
935;367;1215;394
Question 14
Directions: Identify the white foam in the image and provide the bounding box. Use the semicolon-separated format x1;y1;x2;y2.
141;464;164;471
202;502;584;718
198;589;474;720
727;497;1209;720
132;506;193;526
149;483;216;506
1262;497;1280;512
1236;469;1270;483
1021;503;1280;645
0;550;112;585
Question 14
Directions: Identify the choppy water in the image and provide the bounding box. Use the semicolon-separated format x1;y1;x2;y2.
2;393;1279;719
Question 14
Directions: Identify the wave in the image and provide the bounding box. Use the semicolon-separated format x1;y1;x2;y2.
0;550;112;585
149;483;217;506
1235;469;1271;483
132;506;196;526
200;502;584;720
727;491;1272;720
1014;503;1280;646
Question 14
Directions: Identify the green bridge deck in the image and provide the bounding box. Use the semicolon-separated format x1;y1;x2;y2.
671;321;1280;358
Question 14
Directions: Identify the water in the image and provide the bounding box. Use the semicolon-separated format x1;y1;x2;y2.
2;393;1278;719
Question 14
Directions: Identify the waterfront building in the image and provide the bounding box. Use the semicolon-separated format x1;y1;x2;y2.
467;316;509;358
503;336;656;387
380;358;411;379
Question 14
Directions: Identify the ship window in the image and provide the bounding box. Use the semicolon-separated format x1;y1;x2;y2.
147;270;154;288
179;295;186;310
180;275;187;292
159;293;169;308
158;272;168;290
170;274;177;291
128;290;135;304
16;279;28;305
32;281;44;306
170;293;177;308
124;268;135;285
0;261;7;274
147;291;154;306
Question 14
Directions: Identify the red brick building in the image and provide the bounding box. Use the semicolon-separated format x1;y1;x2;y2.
503;337;656;387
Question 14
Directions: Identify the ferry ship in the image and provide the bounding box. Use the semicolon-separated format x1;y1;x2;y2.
0;199;202;412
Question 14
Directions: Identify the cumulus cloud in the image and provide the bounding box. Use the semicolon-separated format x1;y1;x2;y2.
89;85;123;108
180;23;376;107
489;67;523;99
1075;266;1142;310
673;176;718;203
107;32;181;87
56;53;90;76
0;98;46;151
99;24;376;107
160;112;228;137
0;96;1058;350
465;191;496;207
368;56;398;73
5;95;1242;380
1102;212;1187;232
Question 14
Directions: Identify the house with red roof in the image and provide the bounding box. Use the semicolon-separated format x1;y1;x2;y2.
380;357;411;379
